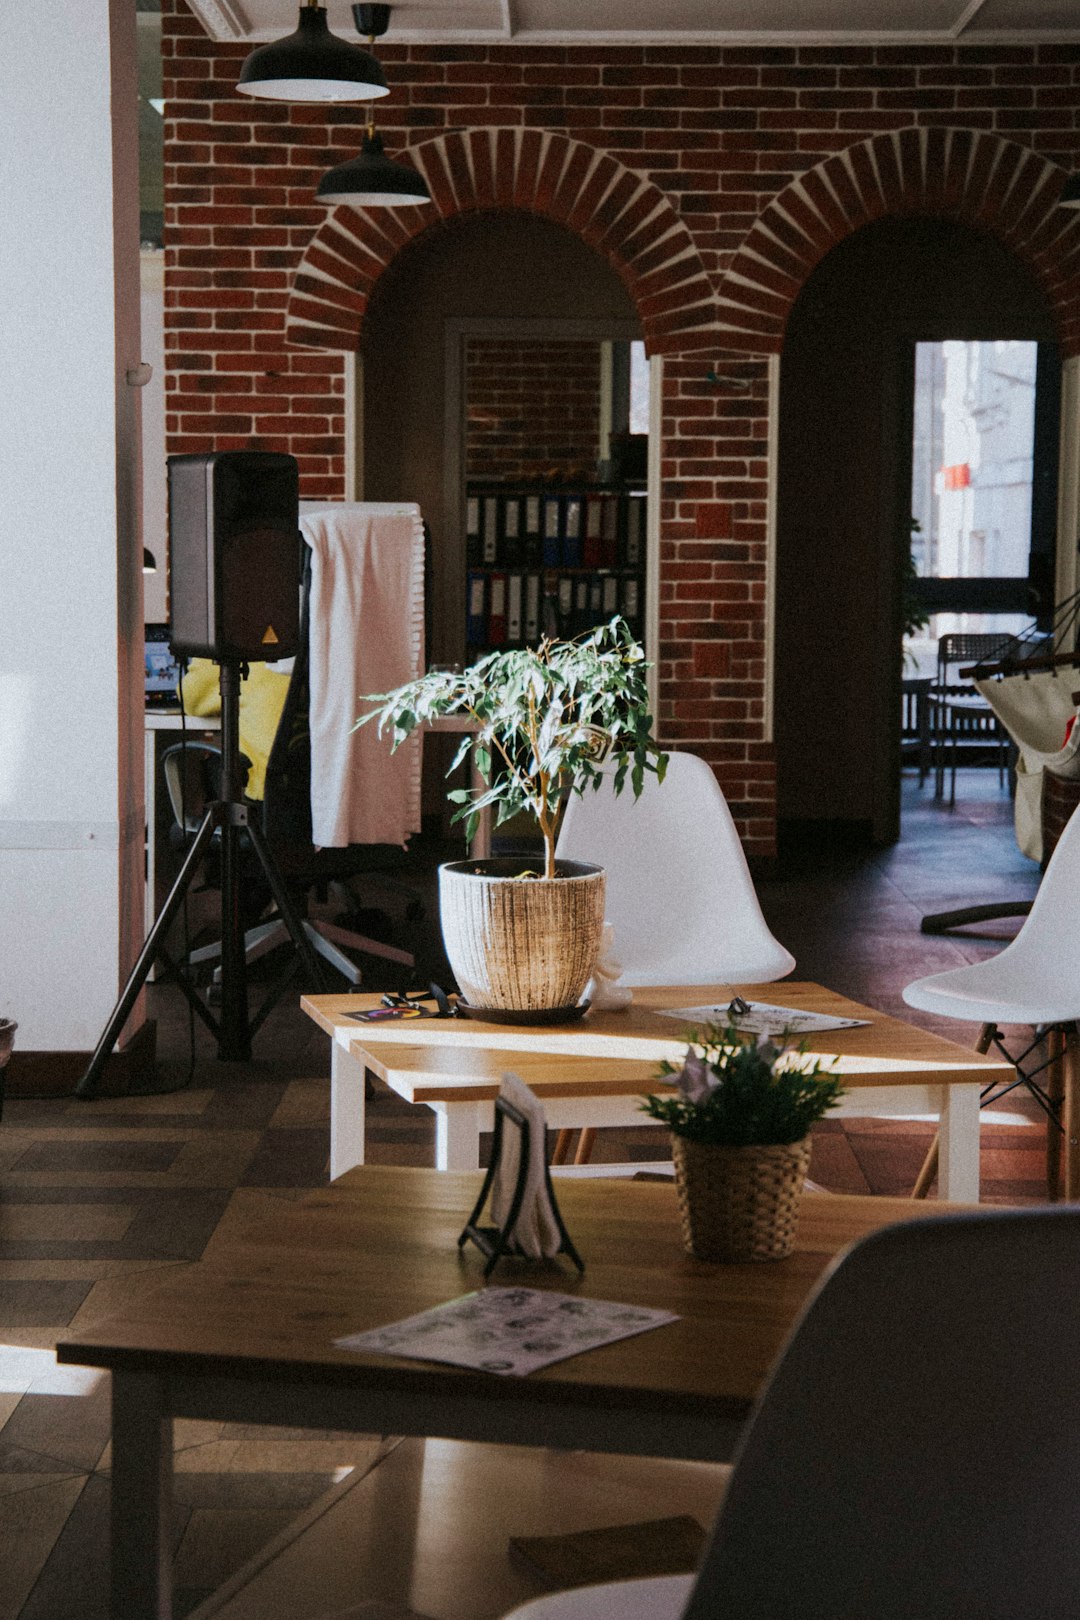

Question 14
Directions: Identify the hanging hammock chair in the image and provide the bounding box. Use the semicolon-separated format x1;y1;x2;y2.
970;588;1080;863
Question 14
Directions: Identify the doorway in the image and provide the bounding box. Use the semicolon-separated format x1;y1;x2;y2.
774;215;1059;848
358;210;649;831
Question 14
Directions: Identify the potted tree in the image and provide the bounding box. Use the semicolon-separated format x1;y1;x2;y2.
641;1026;844;1262
359;617;665;1017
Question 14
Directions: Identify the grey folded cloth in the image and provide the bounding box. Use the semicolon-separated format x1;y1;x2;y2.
489;1072;562;1260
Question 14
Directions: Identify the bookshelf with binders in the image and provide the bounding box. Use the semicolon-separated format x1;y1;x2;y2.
464;482;647;655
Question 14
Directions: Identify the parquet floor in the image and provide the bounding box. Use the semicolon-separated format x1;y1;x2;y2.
0;771;1047;1617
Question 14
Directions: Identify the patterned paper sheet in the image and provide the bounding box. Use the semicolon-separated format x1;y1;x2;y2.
335;1287;679;1377
656;1001;869;1035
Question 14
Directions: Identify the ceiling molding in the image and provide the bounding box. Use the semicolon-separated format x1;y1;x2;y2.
184;1;1080;46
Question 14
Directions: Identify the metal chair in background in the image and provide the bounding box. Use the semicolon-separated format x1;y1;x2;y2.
927;632;1012;806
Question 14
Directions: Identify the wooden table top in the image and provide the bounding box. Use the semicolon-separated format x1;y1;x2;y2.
301;982;1013;1104
57;1166;970;1430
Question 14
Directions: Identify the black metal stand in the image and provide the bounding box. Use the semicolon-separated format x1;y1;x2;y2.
76;660;327;1099
459;1095;584;1278
921;899;1033;937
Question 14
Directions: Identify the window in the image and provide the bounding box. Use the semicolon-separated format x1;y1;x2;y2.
907;339;1039;670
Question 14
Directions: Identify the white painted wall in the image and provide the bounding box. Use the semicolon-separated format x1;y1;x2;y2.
0;0;144;1049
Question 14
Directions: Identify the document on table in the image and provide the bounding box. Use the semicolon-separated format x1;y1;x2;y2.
335;1287;678;1377
656;1001;870;1036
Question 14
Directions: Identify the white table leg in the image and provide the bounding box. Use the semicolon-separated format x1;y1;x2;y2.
937;1082;981;1203
110;1370;173;1620
434;1103;487;1171
330;1042;367;1180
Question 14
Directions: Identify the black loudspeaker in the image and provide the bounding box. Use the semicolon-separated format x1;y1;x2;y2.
168;450;300;662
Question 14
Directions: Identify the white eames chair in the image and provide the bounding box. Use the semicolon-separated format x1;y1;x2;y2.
555;750;794;988
502;1207;1080;1620
904;799;1080;1198
553;750;793;1163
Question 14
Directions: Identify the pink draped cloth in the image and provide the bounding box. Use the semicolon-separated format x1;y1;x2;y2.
300;503;424;849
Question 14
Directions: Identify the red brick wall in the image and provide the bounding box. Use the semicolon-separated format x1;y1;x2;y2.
161;0;1080;853
465;338;603;481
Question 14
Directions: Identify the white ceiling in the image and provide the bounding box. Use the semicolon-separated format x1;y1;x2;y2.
188;0;1080;46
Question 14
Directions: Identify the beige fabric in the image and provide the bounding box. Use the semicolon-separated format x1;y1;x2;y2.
976;669;1080;862
301;504;424;849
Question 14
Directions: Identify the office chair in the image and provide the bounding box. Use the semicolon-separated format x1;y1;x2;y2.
552;750;793;1162
503;1205;1080;1620
905;796;1080;1199
162;558;424;993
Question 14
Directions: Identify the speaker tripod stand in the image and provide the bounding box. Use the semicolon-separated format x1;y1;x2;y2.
77;658;327;1100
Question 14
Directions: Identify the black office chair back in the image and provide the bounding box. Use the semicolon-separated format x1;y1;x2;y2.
682;1206;1080;1620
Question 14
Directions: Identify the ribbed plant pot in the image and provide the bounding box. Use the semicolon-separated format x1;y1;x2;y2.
671;1136;812;1263
439;858;605;1015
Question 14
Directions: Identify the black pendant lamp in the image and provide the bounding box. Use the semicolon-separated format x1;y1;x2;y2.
317;129;430;205
316;5;431;206
237;0;389;103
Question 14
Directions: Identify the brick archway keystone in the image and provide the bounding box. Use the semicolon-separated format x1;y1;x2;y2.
714;128;1080;357
285;128;720;357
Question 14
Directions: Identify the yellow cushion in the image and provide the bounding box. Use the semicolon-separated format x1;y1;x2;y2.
179;659;291;802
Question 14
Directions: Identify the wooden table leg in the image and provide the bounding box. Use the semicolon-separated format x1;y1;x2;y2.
912;1137;939;1199
551;1130;574;1165
1046;1027;1065;1202
574;1127;598;1166
110;1370;172;1620
1064;1029;1080;1202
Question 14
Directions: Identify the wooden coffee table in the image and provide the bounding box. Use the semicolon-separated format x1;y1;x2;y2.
57;1164;965;1620
301;982;1014;1201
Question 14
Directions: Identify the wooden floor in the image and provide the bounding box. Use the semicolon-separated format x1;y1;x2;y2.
0;770;1047;1618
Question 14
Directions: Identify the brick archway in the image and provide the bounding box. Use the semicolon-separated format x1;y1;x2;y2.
284;128;719;356
714;128;1080;356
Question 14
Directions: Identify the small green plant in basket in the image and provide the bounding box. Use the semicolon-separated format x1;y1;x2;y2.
641;1025;845;1146
641;1027;845;1263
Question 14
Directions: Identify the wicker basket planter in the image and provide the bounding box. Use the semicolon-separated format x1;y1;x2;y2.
671;1135;812;1263
439;858;605;1014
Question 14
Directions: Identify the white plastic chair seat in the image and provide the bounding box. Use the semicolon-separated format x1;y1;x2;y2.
904;798;1080;1029
503;1574;692;1620
903;956;1080;1028
555;750;793;987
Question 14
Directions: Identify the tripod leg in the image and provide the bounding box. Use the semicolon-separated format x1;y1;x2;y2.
244;815;329;992
76;808;220;1099
215;806;251;1061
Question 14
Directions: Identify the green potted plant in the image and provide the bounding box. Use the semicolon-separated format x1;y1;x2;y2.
359;617;666;1016
641;1026;844;1262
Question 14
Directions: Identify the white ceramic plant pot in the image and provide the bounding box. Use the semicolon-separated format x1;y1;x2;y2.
438;858;606;1015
